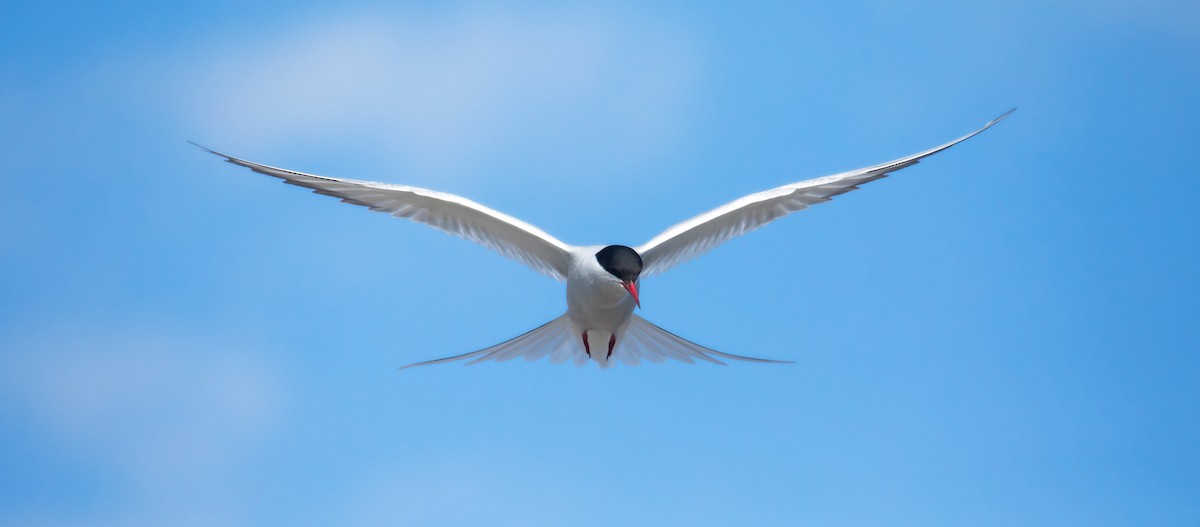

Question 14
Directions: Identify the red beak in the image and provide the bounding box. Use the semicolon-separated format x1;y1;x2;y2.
622;281;641;308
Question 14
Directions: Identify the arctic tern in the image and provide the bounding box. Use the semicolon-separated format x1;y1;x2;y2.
194;109;1012;368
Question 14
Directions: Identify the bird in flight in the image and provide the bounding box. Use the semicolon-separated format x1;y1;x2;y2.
194;109;1012;368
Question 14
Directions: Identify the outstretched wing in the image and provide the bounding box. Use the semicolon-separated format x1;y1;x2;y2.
193;144;574;280
636;109;1014;276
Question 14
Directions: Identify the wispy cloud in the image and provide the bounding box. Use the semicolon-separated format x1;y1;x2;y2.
1;323;285;526
168;6;702;180
337;453;584;526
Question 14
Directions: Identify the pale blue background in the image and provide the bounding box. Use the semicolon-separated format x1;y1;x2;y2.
2;1;1198;526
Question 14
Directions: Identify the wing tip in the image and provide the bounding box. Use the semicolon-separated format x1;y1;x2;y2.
187;140;242;163
985;107;1017;129
397;361;432;371
187;140;219;155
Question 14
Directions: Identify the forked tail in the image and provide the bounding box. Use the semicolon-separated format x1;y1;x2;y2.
400;314;583;369
611;315;792;366
400;314;792;368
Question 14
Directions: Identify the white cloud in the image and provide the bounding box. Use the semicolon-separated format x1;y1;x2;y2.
338;454;583;527
0;323;286;526
169;6;702;180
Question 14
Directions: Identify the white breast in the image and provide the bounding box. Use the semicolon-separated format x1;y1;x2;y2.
565;246;638;334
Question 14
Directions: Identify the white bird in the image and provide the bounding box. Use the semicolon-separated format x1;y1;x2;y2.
194;109;1012;368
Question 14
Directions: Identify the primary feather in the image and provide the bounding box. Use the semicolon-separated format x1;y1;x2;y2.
636;109;1015;276
190;143;574;280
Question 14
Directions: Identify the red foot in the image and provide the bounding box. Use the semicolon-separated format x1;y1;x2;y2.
581;332;591;357
606;334;617;360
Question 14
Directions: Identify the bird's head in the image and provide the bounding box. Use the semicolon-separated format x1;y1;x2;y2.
596;245;643;308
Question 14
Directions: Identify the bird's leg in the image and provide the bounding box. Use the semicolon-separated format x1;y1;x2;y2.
606;334;616;360
581;332;591;358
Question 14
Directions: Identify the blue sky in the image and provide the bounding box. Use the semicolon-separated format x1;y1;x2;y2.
2;1;1198;525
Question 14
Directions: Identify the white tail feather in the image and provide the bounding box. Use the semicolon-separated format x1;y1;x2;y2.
616;315;791;366
400;314;792;369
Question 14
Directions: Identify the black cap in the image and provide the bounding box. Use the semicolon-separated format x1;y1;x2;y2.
596;245;643;283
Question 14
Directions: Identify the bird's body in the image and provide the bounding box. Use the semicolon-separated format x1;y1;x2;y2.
193;109;1013;368
566;246;638;363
